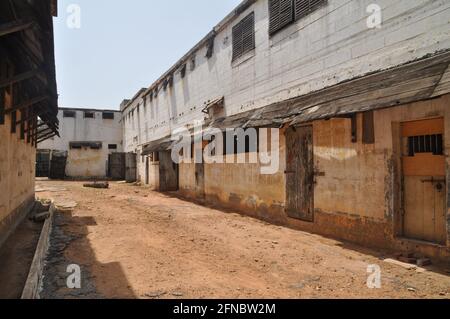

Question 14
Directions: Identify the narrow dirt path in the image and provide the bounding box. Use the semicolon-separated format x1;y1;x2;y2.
37;180;450;299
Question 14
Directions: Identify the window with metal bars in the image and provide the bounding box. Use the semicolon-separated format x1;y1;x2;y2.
63;110;76;118
269;0;327;36
294;0;327;21
269;0;294;36
102;112;115;120
408;134;443;157
232;12;255;61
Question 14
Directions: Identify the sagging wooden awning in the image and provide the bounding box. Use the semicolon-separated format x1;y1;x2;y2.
208;50;450;130
0;0;59;144
141;136;177;155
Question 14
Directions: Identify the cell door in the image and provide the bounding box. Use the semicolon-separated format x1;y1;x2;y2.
402;118;446;245
285;125;314;222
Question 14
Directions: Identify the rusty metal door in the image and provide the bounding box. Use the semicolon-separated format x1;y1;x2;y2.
159;151;179;191
109;153;126;180
402;118;446;245
49;151;67;180
285;126;314;221
36;150;51;177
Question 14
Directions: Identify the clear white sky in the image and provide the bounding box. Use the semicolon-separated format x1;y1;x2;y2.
54;0;242;110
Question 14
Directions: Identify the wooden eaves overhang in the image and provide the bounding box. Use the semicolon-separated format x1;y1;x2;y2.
207;50;450;131
0;0;59;145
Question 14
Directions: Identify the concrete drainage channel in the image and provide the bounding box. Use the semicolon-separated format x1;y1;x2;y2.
20;199;78;299
21;201;56;299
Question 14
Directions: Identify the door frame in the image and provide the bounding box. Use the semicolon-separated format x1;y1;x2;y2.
395;116;448;245
284;124;315;222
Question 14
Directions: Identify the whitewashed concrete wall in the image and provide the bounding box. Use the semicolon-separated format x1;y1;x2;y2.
39;108;123;178
123;0;450;149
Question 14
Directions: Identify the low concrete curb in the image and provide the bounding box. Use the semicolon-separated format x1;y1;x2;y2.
21;203;55;299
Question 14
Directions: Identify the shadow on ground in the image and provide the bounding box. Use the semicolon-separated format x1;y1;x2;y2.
41;211;135;299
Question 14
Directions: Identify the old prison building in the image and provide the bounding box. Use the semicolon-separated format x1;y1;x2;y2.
122;0;450;261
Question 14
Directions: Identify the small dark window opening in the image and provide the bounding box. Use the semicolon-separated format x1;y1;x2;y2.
84;112;95;119
190;56;196;70
108;144;118;150
232;12;256;61
180;64;187;78
103;112;114;120
408;134;443;156
269;0;327;36
362;111;375;144
63;110;76;118
295;0;327;21
205;35;215;58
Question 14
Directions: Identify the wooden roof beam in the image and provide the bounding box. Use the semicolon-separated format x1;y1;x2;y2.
0;68;42;88
0;20;34;37
4;95;48;114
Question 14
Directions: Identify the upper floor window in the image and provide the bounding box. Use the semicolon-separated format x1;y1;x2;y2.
102;112;115;120
232;12;255;61
269;0;327;36
84;111;95;119
63;110;76;118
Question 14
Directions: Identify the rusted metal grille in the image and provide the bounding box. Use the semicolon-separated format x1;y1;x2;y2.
408;134;443;156
269;0;294;36
294;0;327;21
232;12;255;61
102;112;115;120
63;110;76;118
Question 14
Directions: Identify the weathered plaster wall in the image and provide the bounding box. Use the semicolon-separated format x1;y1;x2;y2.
179;162;197;198
66;148;107;178
0;113;36;248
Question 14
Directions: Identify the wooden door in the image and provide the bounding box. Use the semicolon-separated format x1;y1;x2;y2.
195;163;205;198
285;126;314;221
159;151;179;191
402;118;446;245
145;157;150;185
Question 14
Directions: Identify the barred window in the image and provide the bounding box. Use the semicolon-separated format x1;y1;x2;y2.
269;0;327;36
295;0;327;20
269;0;294;36
232;12;255;61
102;112;115;120
63;110;76;118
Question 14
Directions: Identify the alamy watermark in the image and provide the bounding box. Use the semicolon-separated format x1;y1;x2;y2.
367;4;382;29
66;264;81;289
366;264;382;289
171;121;280;175
66;4;81;29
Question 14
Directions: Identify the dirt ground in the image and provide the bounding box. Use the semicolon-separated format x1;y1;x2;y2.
36;179;450;299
